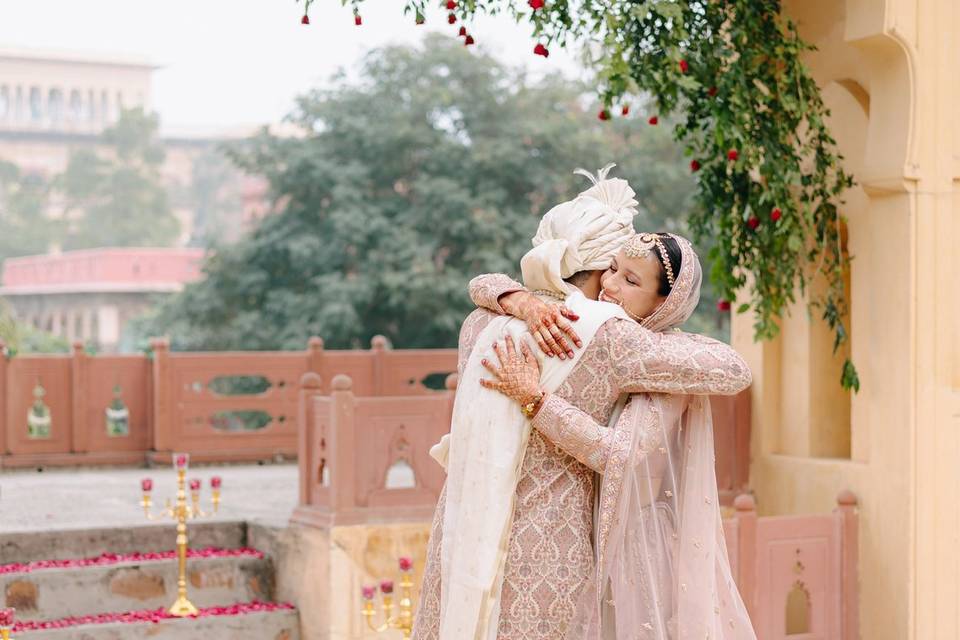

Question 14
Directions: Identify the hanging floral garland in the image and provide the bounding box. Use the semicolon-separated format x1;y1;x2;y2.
298;0;858;391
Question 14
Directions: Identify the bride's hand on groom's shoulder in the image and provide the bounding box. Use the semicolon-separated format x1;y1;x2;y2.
479;336;543;406
500;291;581;360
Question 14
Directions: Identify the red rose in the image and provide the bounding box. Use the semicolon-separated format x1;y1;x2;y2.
727;149;739;161
362;586;376;600
399;556;413;571
447;13;457;23
679;59;689;73
717;300;732;312
648;115;658;125
770;207;782;222
708;86;718;97
141;478;153;492
598;109;610;121
175;453;188;469
210;476;222;489
747;216;760;230
528;0;545;9
300;14;310;25
446;0;457;8
533;43;549;57
690;159;701;172
464;35;475;45
189;478;201;491
380;580;394;594
621;104;630;116
354;14;362;25
458;26;467;36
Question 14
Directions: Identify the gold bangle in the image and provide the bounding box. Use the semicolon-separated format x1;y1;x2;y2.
520;391;545;419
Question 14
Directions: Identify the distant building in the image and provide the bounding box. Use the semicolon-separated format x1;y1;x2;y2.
0;248;204;352
0;45;268;246
0;45;155;171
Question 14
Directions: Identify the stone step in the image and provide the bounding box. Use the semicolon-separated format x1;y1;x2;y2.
2;550;274;622
12;603;299;639
0;521;248;564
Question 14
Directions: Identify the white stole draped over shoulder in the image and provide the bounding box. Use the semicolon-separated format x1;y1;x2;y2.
438;291;628;640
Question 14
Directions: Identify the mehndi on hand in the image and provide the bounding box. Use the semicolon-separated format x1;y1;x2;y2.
479;335;542;406
500;291;581;359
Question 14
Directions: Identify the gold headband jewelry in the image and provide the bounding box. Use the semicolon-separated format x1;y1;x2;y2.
623;233;675;287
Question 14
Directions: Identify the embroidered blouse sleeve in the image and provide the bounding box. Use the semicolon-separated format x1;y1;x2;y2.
601;320;753;396
468;273;526;315
530;394;618;473
531;394;644;474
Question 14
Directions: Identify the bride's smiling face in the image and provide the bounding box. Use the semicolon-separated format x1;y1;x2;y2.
599;249;667;321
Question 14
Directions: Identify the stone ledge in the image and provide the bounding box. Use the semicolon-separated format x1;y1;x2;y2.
2;554;274;621
14;605;299;639
0;521;247;563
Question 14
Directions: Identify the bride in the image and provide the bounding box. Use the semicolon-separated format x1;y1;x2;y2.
479;231;757;639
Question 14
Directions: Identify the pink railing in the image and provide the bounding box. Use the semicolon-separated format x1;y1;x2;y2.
292;377;856;639
292;376;752;525
291;372;456;527
0;337;458;468
727;492;859;639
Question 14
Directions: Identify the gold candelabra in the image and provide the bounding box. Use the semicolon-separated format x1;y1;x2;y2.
140;453;221;617
362;557;416;638
0;606;14;640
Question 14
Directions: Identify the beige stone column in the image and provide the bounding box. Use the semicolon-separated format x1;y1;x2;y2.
734;2;960;638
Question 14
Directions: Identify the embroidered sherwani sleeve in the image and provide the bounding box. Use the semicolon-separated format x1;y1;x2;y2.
601;319;753;396
457;308;496;376
468;273;526;315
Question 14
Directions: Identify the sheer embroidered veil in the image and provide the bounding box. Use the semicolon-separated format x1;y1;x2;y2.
564;233;756;640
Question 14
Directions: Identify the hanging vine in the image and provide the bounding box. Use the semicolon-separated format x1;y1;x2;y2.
299;0;859;391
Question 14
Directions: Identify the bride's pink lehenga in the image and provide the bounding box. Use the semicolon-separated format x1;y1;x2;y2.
411;255;754;640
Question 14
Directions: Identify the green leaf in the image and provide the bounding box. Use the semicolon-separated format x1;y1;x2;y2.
841;359;860;392
652;2;683;20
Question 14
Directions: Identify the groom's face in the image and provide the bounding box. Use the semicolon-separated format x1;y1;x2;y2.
599;249;667;320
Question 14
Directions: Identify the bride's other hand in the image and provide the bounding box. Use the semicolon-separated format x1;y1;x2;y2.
479;336;542;404
499;291;581;359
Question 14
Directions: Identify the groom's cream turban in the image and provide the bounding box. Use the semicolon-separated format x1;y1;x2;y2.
520;163;639;295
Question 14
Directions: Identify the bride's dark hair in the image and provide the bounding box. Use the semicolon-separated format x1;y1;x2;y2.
653;233;682;296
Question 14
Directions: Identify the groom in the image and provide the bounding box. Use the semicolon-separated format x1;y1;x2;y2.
411;170;751;640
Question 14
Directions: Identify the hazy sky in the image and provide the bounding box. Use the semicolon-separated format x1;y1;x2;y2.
0;0;586;132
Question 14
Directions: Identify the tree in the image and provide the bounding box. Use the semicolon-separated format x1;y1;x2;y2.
58;108;180;249
299;0;858;390
171;145;244;248
147;35;715;351
0;160;58;262
0;299;70;355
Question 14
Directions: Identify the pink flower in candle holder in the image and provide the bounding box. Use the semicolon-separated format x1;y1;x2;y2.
175;453;189;469
399;556;413;572
141;478;153;492
0;607;15;627
189;479;201;491
380;580;394;594
362;585;376;600
210;476;222;489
